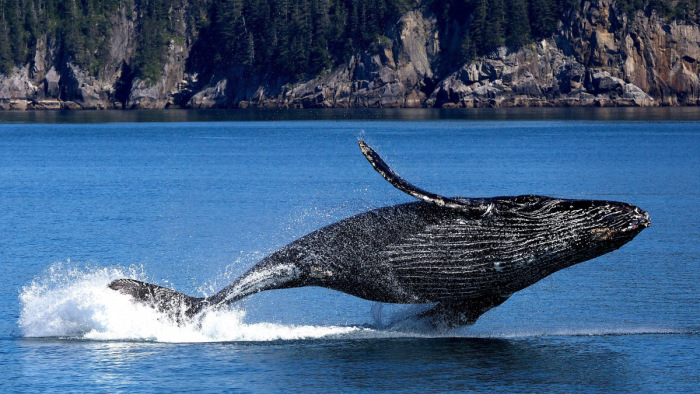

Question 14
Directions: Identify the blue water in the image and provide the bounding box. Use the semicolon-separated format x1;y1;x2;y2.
1;109;698;392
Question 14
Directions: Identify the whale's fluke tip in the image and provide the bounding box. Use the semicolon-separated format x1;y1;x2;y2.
358;139;370;153
109;278;204;320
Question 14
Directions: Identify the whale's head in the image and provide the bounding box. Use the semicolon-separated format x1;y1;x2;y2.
504;195;650;262
584;201;650;244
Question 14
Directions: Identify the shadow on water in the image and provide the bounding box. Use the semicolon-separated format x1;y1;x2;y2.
2;107;700;124
8;338;636;391
9;336;637;391
233;337;634;392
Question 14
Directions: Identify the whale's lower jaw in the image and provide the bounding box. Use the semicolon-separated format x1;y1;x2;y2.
422;295;512;328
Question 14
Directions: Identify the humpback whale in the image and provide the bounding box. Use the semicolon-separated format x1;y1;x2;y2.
109;140;650;327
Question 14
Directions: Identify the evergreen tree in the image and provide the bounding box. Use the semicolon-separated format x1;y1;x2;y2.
506;0;531;48
64;0;85;64
469;0;506;54
673;0;698;21
7;0;28;66
245;0;275;69
216;0;247;66
459;32;475;62
310;0;332;72
133;0;171;84
5;0;698;87
529;0;557;38
327;0;348;59
469;0;488;55
484;0;506;50
288;0;311;77
0;7;12;74
348;0;360;48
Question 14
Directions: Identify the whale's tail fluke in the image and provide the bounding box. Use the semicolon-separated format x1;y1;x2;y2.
108;261;301;322
109;279;206;321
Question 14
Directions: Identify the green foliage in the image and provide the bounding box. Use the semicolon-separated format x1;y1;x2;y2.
0;0;698;80
133;0;173;85
529;0;557;37
0;0;123;76
671;0;700;21
506;0;531;48
0;11;12;73
189;0;410;81
431;0;700;66
0;0;168;80
607;0;699;22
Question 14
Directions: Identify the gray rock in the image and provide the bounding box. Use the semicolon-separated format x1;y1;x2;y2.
621;83;655;106
590;71;624;94
44;67;61;98
31;100;61;110
128;38;190;109
188;79;228;109
0;66;38;109
61;63;109;109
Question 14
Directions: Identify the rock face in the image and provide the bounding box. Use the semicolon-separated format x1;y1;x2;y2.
425;40;657;108
128;41;189;109
562;1;700;105
0;0;190;110
0;66;36;110
0;0;698;109
187;10;440;109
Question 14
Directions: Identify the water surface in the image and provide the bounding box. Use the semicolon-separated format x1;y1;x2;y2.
1;109;698;391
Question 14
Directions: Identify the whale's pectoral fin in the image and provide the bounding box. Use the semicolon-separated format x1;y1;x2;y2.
109;279;206;320
358;140;492;217
419;295;510;328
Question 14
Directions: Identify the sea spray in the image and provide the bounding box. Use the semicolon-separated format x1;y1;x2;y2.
19;262;157;339
18;263;367;342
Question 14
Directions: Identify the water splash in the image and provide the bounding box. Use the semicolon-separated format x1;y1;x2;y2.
18;263;369;342
18;263;684;343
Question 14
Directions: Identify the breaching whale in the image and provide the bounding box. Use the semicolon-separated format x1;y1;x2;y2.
109;140;650;327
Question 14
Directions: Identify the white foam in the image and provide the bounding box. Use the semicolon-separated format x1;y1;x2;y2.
18;263;369;342
18;263;684;342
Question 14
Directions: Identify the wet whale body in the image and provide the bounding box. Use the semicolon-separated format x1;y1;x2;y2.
109;141;650;327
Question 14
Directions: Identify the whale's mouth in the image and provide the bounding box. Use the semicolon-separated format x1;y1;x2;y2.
627;209;651;231
592;209;650;240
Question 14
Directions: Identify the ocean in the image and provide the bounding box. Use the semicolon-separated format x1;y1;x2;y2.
1;108;698;392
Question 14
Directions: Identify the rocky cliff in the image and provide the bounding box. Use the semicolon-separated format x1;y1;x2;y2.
1;0;698;110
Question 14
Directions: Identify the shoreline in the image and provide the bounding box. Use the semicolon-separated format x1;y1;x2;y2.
3;107;700;124
1;99;698;112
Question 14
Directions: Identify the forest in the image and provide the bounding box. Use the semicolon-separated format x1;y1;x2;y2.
1;0;698;83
